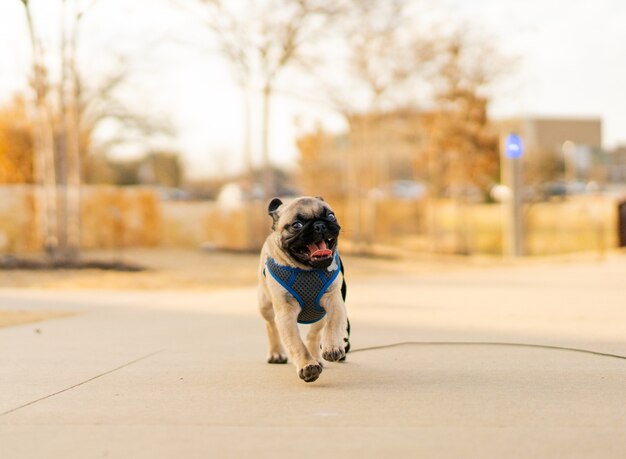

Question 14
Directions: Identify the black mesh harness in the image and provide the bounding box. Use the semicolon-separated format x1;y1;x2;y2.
265;253;342;324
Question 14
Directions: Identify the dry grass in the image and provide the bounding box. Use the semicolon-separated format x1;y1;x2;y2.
0;310;74;328
0;248;499;290
0;245;618;291
0;249;259;290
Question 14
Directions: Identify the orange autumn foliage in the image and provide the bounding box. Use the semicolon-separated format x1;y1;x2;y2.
0;97;34;184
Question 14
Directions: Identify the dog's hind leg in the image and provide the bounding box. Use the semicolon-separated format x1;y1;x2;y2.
259;290;288;364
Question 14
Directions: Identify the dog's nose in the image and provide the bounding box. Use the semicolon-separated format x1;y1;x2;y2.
313;221;326;233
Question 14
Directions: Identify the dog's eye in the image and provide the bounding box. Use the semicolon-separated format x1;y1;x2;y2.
292;221;303;230
327;213;336;222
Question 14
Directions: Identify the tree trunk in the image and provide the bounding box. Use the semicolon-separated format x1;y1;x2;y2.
65;0;82;259
346;115;363;250
22;1;59;258
261;82;273;197
242;85;256;250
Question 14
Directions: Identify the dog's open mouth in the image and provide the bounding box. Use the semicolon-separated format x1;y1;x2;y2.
301;239;335;262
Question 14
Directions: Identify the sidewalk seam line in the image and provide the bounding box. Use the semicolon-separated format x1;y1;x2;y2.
350;341;626;361
0;349;164;418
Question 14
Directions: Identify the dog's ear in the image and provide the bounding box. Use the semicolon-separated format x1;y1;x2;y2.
268;198;283;215
315;196;324;202
268;197;283;229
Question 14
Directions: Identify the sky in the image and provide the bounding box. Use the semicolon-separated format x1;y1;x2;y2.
3;0;626;179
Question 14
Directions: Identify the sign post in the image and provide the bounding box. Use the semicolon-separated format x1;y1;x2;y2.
502;133;524;257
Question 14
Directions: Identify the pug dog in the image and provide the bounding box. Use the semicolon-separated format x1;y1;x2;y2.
258;196;350;383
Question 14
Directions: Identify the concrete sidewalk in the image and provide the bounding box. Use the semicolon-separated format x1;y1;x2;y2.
1;256;626;458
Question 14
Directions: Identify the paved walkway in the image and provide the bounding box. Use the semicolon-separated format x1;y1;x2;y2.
1;256;626;458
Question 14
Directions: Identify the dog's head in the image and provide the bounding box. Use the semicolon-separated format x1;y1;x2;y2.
268;196;341;269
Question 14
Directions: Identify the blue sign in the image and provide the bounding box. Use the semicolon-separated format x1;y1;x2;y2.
505;133;523;159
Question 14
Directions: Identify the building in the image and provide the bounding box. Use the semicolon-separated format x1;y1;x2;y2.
296;111;435;200
494;116;603;183
607;146;626;183
494;117;602;153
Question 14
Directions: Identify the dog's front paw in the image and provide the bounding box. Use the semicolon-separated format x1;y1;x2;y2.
267;353;288;364
322;346;346;362
298;363;323;383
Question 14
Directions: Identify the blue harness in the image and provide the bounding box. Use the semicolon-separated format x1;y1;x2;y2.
265;253;341;324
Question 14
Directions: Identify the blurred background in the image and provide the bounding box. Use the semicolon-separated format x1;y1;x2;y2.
2;0;626;269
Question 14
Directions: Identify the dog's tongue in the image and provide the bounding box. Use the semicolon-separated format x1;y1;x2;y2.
307;240;331;258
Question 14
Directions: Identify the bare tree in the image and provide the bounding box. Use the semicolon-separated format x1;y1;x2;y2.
323;1;435;114
301;0;437;249
19;0;59;256
424;28;510;253
58;0;88;257
19;0;171;260
18;0;103;260
428;33;501;197
186;0;342;196
298;4;509;253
